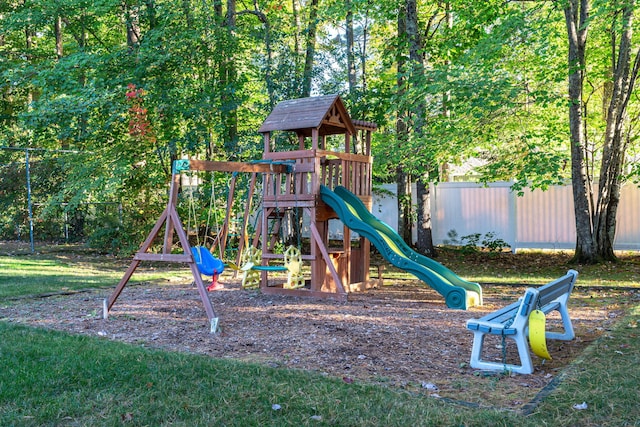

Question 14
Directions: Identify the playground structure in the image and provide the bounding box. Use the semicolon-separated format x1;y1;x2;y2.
104;95;379;331
104;94;482;332
252;94;378;298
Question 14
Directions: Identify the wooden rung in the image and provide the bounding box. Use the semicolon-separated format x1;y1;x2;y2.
133;253;192;263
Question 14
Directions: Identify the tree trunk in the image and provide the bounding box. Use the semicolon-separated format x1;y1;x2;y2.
302;0;319;97
346;0;356;97
292;0;301;56
594;1;638;261
564;0;639;263
25;25;34;107
74;18;88;142
219;0;238;152
360;15;368;94
416;179;434;256
123;1;140;49
396;169;412;244
146;0;157;29
443;2;452;118
0;33;11;129
396;2;412;245
564;0;597;264
182;0;194;29
345;0;368;134
55;16;63;59
406;0;433;254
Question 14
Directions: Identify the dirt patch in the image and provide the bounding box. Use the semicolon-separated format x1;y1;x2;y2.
2;272;632;410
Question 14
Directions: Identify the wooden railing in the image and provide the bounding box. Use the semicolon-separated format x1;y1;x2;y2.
261;149;372;208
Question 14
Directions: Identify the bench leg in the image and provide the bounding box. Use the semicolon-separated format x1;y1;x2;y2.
468;331;534;374
514;333;534;374
545;304;575;341
469;331;486;370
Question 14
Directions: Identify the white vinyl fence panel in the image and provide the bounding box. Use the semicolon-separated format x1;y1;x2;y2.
515;185;576;249
432;182;515;246
614;184;640;250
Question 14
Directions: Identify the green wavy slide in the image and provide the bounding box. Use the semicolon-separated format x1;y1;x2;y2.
320;185;482;310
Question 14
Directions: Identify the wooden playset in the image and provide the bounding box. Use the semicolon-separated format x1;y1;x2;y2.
103;95;378;332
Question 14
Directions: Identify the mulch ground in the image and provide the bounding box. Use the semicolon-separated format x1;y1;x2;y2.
2;270;631;410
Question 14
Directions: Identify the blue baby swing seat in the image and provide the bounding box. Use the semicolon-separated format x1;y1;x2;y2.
191;246;225;278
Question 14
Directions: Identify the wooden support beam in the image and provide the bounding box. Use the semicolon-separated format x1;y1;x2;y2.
309;220;346;295
163;173;181;254
133;253;191;262
188;159;290;174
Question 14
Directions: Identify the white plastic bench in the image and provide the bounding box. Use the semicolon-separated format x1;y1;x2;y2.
466;269;578;374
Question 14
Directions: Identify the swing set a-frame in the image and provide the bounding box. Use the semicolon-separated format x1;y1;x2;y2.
104;95;378;332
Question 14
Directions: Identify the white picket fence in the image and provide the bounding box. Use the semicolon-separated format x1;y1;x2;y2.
366;182;640;252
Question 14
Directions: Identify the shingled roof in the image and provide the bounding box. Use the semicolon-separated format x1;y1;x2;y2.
258;94;356;137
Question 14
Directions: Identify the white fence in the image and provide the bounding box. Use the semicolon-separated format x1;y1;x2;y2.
366;182;640;252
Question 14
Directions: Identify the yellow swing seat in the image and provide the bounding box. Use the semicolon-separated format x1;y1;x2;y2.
528;309;552;360
283;245;305;289
240;245;305;290
240;246;262;290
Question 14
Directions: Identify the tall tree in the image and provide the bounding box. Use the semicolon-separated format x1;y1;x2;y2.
564;0;592;262
396;2;412;244
406;0;436;256
564;0;640;263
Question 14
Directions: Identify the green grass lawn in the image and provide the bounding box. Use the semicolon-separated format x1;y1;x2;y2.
2;246;638;301
0;322;488;426
1;247;640;425
429;249;640;288
0;255;188;300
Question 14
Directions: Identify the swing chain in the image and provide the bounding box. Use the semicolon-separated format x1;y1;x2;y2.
501;314;516;373
292;166;302;250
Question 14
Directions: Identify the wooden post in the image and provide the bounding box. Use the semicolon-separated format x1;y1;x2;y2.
162;173;180;253
312;128;319;150
264;132;271;154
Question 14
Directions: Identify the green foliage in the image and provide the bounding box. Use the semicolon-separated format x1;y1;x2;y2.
1;0;638;253
86;219;138;256
481;232;511;253
443;229;511;253
372;1;575;188
443;230;482;254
